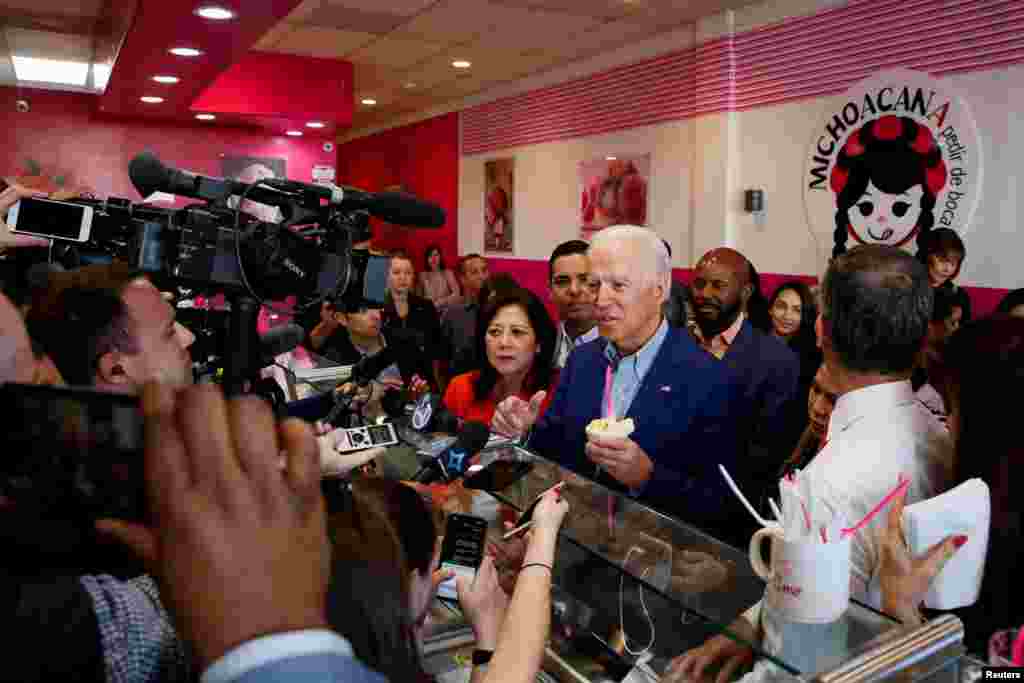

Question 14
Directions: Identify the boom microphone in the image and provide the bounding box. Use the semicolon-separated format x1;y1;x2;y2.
128;152;446;227
411;421;491;485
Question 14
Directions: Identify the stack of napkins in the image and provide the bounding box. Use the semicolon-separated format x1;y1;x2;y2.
902;478;990;609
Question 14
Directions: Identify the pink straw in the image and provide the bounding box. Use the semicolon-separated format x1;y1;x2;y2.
603;365;614;419
841;478;910;540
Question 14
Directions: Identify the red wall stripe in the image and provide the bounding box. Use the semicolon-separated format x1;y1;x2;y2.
461;0;1024;155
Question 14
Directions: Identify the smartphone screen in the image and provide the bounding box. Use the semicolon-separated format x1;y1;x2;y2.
0;383;146;520
437;513;488;601
8;197;92;241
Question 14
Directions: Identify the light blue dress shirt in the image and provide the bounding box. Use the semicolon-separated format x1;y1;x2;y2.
601;318;670;419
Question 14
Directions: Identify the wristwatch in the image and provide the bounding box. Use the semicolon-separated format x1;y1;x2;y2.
472;649;494;666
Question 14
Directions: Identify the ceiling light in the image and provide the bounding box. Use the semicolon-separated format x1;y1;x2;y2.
169;47;203;57
452;60;471;69
404;82;417;89
140;96;164;103
361;98;377;106
306;121;326;128
195;5;235;20
12;56;89;86
606;156;618;160
195;113;216;120
152;75;180;84
285;130;303;137
92;63;112;91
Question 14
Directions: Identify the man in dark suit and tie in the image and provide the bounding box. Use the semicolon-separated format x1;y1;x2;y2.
687;248;800;502
493;226;747;539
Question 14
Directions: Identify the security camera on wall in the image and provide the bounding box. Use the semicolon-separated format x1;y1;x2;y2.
15;99;30;113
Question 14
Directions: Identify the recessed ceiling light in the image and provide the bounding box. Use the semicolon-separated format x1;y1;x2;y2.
361;98;377;106
285;130;303;137
404;82;417;89
452;60;471;69
12;56;89;86
196;5;235;20
606;156;617;160
169;47;203;57
152;75;180;84
195;113;216;120
140;96;164;103
306;121;326;128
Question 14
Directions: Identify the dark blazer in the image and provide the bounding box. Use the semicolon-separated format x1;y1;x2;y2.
713;319;801;491
529;325;748;540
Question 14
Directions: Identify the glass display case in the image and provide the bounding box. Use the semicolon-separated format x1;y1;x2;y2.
421;444;968;683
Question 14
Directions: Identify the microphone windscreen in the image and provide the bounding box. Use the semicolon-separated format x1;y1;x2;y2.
456;420;492;454
369;192;445;228
128;151;168;199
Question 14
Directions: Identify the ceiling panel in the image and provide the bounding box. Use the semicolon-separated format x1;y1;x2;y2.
305;4;410;33
489;0;646;20
388;0;498;43
346;35;449;70
282;0;322;23
271;26;376;58
351;61;408;89
470;6;600;52
323;0;437;16
253;22;296;50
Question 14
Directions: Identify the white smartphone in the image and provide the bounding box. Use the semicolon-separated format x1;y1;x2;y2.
7;197;94;242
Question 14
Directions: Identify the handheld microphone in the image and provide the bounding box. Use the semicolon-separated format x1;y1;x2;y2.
128;152;446;227
410;392;462;434
411;421;491;485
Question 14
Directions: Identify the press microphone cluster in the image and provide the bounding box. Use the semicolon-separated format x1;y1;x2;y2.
411;421;491;485
128;151;446;228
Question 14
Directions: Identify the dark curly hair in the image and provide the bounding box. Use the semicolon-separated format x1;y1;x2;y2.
830;115;947;258
473;287;557;402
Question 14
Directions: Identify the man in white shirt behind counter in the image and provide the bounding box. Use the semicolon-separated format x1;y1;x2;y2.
667;244;953;683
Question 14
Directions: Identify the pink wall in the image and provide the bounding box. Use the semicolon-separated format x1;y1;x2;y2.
1;86;335;200
335;113;459;270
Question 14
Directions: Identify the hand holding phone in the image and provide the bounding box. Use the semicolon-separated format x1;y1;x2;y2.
0;184;51;249
437;513;488;601
7;196;93;242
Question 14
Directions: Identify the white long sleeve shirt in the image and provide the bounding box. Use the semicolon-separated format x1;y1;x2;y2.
742;380;953;677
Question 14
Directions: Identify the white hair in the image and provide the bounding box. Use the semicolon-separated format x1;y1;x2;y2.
589;225;671;297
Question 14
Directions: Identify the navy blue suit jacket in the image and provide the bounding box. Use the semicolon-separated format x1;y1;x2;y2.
530;326;747;538
713;320;800;482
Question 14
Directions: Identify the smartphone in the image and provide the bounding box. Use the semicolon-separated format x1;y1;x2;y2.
463;459;533;492
436;513;488;601
0;383;146;520
7;197;94;242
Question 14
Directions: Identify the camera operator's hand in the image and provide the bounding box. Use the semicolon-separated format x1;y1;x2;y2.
99;383;329;671
0;184;50;249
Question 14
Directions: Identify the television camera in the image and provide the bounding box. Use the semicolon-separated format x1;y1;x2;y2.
44;151;444;396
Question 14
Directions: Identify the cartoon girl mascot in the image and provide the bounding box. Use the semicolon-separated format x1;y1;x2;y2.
830;115;947;258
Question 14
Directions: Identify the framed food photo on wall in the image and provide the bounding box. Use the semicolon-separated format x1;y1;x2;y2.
221;155;287;223
579;154;650;241
484;158;514;252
